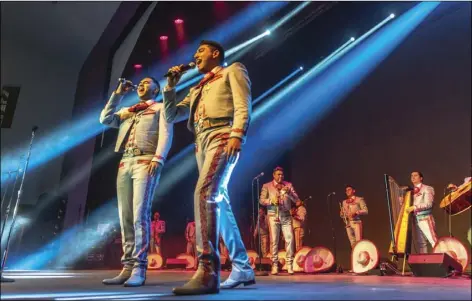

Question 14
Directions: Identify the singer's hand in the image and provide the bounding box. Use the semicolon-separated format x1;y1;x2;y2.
115;80;134;95
148;161;162;177
167;65;185;88
225;137;242;164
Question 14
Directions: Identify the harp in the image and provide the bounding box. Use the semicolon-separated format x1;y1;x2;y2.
384;174;413;275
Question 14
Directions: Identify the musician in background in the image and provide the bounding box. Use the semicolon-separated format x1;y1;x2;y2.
253;207;270;257
260;166;299;275
340;185;368;248
151;212;166;255
405;171;438;253
447;176;471;190
291;200;307;252
185;219;196;257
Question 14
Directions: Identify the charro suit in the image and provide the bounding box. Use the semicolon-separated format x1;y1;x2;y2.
163;63;253;283
260;181;299;268
412;184;438;253
340;196;368;248
100;94;173;271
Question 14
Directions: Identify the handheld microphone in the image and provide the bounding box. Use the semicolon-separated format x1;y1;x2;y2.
303;196;312;201
32;126;39;132
253;172;264;180
164;62;196;77
118;78;137;90
328;192;336;196
118;78;138;90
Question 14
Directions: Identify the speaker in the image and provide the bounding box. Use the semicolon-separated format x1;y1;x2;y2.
408;253;462;277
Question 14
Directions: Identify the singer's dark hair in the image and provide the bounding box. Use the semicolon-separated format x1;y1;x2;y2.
200;40;225;64
412;171;424;180
273;166;284;173
345;184;356;190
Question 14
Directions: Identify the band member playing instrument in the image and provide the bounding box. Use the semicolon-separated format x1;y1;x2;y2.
151;212;166;255
100;77;173;287
340;185;368;248
405;171;438;253
253;207;270;257
260;166;299;275
291;200;307;252
447;176;472;190
185;219;197;257
164;40;254;294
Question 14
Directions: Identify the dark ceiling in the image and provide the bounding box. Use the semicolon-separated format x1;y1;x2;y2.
122;1;418;97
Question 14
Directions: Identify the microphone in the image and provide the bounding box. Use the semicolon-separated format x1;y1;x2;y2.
118;78;137;90
164;62;196;77
303;196;312;202
253;172;264;180
32;126;39;132
328;192;336;196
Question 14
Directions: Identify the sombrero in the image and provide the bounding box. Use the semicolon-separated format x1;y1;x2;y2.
304;246;335;273
351;240;379;274
293;246;312;272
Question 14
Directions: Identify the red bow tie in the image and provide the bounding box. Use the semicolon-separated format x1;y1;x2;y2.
128;102;150;113
414;185;422;195
196;72;215;89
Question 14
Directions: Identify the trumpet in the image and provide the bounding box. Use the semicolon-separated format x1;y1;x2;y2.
339;202;351;229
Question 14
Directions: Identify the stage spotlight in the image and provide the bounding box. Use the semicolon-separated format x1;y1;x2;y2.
265;29;271;35
175;19;184;24
224;62;228;67
390;13;395;18
133;64;143;69
299;66;304;71
160;35;168;41
350;37;355;41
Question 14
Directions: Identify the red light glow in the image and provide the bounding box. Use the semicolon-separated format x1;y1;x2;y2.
174;19;184;24
134;64;142;69
160;35;168;41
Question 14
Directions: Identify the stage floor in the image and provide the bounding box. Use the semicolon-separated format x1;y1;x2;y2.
1;269;471;300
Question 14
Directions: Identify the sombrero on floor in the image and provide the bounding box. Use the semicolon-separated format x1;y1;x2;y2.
293;246;312;272
351;239;379;274
147;253;163;270
304;246;335;273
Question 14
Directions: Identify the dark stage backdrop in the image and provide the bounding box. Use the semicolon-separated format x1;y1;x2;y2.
289;4;471;268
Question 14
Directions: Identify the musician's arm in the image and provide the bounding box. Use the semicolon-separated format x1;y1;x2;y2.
259;184;272;206
340;201;346;217
295;206;307;222
288;184;300;203
415;186;435;212
356;197;368;216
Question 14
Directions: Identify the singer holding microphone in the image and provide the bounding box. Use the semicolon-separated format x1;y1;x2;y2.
99;77;173;287
163;40;254;295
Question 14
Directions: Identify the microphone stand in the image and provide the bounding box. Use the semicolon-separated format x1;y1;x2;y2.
252;176;268;276
302;196;311;239
327;192;343;273
1;126;38;283
1;170;21;238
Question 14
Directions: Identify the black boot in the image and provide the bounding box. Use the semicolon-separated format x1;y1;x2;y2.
173;203;220;295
